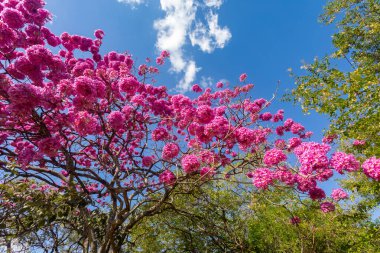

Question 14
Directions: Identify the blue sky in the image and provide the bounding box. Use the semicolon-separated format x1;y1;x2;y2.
45;0;342;189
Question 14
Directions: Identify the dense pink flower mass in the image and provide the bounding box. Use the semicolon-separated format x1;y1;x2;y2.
107;111;125;131
182;155;201;174
159;169;176;185
162;143;180;160
263;148;287;166
152;127;170;141
330;152;360;174
74;111;99;136
0;1;378;222
362;157;380;180
320;202;335;213
253;168;274;189
38;137;60;157
331;188;348;201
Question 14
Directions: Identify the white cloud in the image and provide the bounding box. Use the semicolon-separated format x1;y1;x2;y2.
189;11;231;53
178;60;200;91
204;0;223;8
154;0;201;91
118;0;231;91
117;0;145;5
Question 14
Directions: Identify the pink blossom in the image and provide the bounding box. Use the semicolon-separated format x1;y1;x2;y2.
107;111;125;131
94;29;104;39
152;127;169;141
181;154;201;174
274;139;286;149
162;143;180;160
156;57;164;65
16;142;36;167
253;168;274;189
353;140;366;146
1;8;24;29
290;216;301;225
22;0;44;15
272;109;284;122
239;73;247;82
75;76;97;98
216;82;223;88
236;127;255;150
26;45;53;65
192;84;202;93
331;188;348;201
61;170;69;177
290;123;305;134
118;76;140;94
322;134;337;144
330;152;360;174
159;169;176;185
288;137;302;150
260;112;272;121
320;201;335;213
142;156;154;167
74;111;99;136
294;142;330;172
38;137;60;157
362;157;380;181
275;169;296;186
0;22;17;48
263;148;287;166
283;118;294;130
308;187;326;200
196;105;214;124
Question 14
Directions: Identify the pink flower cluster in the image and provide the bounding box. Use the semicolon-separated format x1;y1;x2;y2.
142;156;154;167
152;127;169;141
37;137;60;157
330;152;360;174
331;188;348;201
320;201;335;213
162;143;180;160
253;168;274;189
107;111;125;131
362;157;380;180
290;216;301;225
353;139;366;146
181;155;201;174
294;142;330;173
159;169;176;185
263;148;287;166
74;111;99;136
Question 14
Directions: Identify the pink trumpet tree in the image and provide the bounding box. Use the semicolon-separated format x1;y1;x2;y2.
0;0;379;252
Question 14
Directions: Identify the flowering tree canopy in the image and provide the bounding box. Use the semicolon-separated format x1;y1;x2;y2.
0;0;379;252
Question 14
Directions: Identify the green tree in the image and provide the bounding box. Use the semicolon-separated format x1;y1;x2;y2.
288;0;380;157
128;183;380;253
288;0;380;209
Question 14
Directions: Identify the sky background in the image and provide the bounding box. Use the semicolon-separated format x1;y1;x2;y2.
44;0;343;192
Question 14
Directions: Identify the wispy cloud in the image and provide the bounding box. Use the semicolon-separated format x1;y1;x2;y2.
204;0;223;8
118;0;231;92
117;0;146;8
189;11;231;53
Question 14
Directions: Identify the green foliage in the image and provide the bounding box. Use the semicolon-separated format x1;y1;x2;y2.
248;190;380;253
128;182;254;252
126;183;380;253
287;0;380;158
